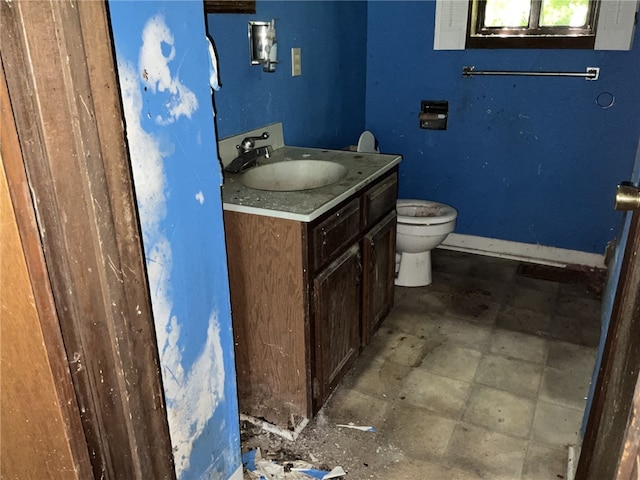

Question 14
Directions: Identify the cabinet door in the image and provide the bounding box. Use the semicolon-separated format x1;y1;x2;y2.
362;211;397;346
313;244;361;410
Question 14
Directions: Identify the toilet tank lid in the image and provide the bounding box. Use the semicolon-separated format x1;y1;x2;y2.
357;131;379;153
396;200;458;225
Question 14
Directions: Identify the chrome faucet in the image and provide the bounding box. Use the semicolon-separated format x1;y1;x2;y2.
224;132;272;173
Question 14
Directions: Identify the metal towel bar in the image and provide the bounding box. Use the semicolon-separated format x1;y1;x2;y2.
462;66;600;80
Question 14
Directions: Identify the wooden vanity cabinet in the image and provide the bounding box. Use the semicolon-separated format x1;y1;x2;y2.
223;169;397;428
362;211;397;346
312;244;362;411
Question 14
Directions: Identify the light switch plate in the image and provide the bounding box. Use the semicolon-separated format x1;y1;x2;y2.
291;48;301;76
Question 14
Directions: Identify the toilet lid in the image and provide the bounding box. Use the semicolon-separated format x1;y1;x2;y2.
396;200;458;225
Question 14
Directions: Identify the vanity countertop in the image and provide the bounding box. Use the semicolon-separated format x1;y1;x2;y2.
222;146;402;222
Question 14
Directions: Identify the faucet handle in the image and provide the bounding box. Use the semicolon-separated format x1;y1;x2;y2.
237;132;270;152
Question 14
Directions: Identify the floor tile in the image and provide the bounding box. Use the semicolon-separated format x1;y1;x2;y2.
323;388;391;427
377;456;454;480
505;286;558;316
383;304;440;339
342;354;411;399
363;327;412;361
445;423;527;480
462;384;536;439
547;340;597;376
399;369;471;418
531;401;582;448
240;251;602;479
559;281;601;300
475;354;543;399
432;316;493;351
496;305;552;337
432;249;474;277
556;293;601;322
384;403;457;461
385;333;431;368
490;328;548;364
467;255;518;283
445;297;501;326
539;366;591;410
401;287;453;314
550;314;601;347
453;277;511;304
449;469;486;480
522;443;569;480
418;343;482;382
514;274;561;293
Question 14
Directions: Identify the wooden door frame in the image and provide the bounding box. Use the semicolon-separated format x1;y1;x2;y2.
577;208;640;479
0;1;175;478
1;49;93;480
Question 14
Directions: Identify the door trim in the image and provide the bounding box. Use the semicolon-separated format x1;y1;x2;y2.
577;208;640;478
1;54;93;480
0;1;175;478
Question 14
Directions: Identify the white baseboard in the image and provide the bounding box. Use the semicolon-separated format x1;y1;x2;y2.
440;233;605;269
228;464;244;480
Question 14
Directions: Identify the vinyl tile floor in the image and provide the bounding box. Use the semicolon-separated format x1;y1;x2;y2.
242;249;603;479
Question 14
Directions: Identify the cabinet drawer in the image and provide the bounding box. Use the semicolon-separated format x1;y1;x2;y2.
312;197;361;272
362;172;398;229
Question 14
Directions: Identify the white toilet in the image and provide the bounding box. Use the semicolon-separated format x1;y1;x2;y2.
395;199;458;287
353;132;457;287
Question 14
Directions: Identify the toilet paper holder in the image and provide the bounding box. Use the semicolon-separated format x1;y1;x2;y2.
419;100;448;130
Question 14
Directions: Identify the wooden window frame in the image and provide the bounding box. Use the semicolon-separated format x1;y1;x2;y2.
204;1;255;14
466;0;599;49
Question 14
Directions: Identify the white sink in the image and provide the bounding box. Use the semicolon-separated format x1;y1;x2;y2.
240;160;347;192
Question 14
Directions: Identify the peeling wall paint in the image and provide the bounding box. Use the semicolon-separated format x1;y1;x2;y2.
108;2;241;479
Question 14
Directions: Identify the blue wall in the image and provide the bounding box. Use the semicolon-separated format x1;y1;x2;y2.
109;2;241;479
207;1;368;149
366;1;640;254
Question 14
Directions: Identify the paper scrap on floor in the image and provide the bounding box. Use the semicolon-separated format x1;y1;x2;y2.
242;448;346;480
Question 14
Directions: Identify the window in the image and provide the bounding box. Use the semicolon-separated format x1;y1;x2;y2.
467;0;599;48
434;0;637;51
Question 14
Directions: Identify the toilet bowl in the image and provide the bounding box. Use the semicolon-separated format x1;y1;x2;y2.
395;199;457;287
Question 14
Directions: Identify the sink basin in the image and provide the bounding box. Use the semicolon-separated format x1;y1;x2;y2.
240;160;347;192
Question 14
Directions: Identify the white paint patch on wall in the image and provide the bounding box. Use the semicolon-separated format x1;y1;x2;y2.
117;15;225;478
140;14;198;126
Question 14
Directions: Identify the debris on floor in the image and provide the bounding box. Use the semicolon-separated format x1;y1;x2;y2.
243;448;346;480
336;423;376;432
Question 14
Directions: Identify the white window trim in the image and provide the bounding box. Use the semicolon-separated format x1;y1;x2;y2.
434;0;639;51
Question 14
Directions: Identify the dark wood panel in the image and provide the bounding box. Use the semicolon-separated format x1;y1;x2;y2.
1;57;92;479
616;374;640;479
1;142;79;480
362;211;397;346
224;211;310;427
312;197;361;272
313;244;361;410
204;1;255;14
362;171;398;229
578;209;640;479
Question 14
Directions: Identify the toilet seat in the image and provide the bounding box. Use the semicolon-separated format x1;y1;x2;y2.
396;199;457;226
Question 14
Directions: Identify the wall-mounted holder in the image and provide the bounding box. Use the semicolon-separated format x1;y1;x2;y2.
419;100;448;130
249;19;278;72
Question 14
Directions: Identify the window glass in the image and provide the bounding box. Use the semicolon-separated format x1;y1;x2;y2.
484;0;531;27
540;0;590;27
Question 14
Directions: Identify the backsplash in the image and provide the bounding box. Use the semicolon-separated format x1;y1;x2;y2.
218;122;285;168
